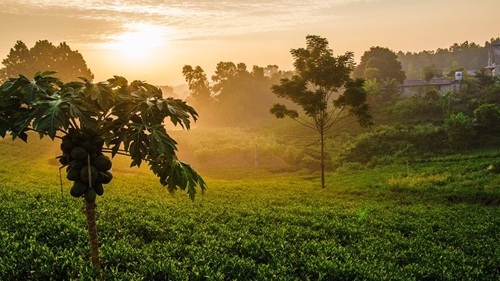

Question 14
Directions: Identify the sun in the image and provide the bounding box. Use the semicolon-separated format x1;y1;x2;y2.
107;23;168;61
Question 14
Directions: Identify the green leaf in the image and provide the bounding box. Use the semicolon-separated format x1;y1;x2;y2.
33;97;69;139
86;83;100;101
22;82;43;104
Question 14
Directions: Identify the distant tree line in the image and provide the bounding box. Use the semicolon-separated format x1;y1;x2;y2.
0;40;93;83
398;38;500;80
182;63;293;126
2;37;500;129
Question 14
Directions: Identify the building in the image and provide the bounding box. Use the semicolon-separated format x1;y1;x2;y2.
485;42;500;76
399;41;499;97
400;78;464;97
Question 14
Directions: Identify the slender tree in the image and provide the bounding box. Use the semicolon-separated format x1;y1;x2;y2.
182;65;213;107
270;35;372;188
0;71;206;279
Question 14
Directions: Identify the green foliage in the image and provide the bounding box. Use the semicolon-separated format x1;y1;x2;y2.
398;39;493;80
364;78;402;110
338;124;447;165
182;63;291;127
353;46;406;83
170;127;304;168
481;83;500;104
2;137;500;280
474;103;500;134
390;94;442;121
443;113;476;150
270;35;372;187
0;72;206;199
422;64;443;81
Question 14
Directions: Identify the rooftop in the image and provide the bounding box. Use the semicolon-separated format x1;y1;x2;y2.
402;78;457;87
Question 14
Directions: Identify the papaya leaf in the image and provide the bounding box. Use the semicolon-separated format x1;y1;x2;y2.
125;123;148;167
33;97;70;139
148;126;177;158
22;81;43;104
0;116;12;138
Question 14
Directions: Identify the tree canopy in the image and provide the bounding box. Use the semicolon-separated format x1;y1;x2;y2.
353;46;406;83
0;40;94;83
183;63;291;126
398;38;500;80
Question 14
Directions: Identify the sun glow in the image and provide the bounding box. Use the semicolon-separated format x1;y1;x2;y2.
106;22;169;61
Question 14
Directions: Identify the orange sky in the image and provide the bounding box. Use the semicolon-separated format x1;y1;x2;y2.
0;0;498;86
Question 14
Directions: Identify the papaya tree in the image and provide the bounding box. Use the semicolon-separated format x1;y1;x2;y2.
0;71;206;278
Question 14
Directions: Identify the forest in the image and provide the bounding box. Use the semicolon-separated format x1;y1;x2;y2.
1;36;500;279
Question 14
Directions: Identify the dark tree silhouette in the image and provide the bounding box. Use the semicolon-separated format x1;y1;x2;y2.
0;40;93;83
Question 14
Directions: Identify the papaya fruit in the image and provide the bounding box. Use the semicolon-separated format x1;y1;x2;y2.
70;160;85;170
92;154;112;172
93;182;104;196
70;180;88;197
89;145;98;154
83;132;92;141
58;155;69;166
71;147;87;160
100;171;113;184
92;136;105;148
60;141;75;154
84;186;97;202
80;165;99;183
66;168;81;181
68;128;78;137
82;141;91;151
72;137;82;146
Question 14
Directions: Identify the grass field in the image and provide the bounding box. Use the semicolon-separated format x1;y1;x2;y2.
1;134;500;280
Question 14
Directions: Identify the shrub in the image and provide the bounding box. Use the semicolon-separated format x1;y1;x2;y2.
391;95;441;121
443;113;476;150
338;124;446;165
474;103;500;134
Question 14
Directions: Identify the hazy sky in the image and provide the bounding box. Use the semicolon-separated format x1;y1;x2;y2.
0;0;498;86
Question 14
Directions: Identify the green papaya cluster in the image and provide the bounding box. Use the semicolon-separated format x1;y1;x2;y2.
57;128;113;202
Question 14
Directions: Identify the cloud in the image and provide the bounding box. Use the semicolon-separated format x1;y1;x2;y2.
0;0;371;49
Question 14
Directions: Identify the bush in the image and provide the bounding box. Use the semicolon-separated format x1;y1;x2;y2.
482;84;500;104
391;95;442;121
443;113;476;150
474;103;500;134
339;124;446;164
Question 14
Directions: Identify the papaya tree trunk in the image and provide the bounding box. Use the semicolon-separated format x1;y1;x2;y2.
84;199;102;280
320;129;325;189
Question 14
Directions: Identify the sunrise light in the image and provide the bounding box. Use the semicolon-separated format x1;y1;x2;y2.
105;22;170;61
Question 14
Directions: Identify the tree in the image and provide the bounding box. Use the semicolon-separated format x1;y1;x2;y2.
270;35;372;188
0;71;206;279
353;46;406;83
0;40;94;83
364;78;381;109
422;64;443;82
182;65;213;106
183;62;285;127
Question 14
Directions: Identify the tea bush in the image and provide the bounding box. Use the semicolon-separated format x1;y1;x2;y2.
1;132;500;280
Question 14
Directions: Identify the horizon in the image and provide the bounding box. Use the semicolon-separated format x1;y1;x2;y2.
1;0;499;86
